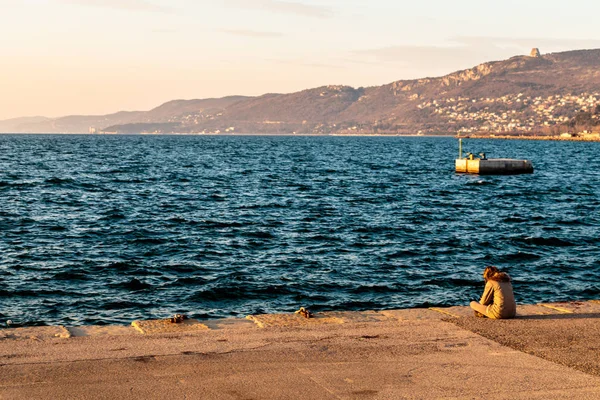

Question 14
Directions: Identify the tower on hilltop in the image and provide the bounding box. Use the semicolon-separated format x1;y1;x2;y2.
530;48;541;57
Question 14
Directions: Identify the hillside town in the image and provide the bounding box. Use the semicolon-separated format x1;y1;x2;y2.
417;92;600;137
152;90;600;137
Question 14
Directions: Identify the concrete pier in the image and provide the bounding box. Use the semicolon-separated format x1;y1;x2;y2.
2;300;600;399
456;158;534;175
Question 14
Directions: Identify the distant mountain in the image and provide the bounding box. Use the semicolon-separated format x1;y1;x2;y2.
197;48;600;135
0;97;251;134
16;111;146;134
145;96;252;122
0;116;51;133
3;49;600;134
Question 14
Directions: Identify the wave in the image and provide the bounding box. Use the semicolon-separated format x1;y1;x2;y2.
242;231;276;239
497;252;542;261
579;286;600;296
172;276;210;286
44;177;75;185
48;225;68;232
131;237;168;245
166;216;189;224
385;250;420;259
200;220;246;228
466;180;496;186
100;210;127;220
307;234;343;242
503;216;527;223
0;288;77;297
163;264;201;273
351;284;399;294
188;284;296;301
354;226;394;234
556;218;593;226
239;203;290;209
511;236;575;247
423;278;479;287
100;300;149;310
53;271;89;281
0;180;40;188
112;278;153;291
104;261;141;271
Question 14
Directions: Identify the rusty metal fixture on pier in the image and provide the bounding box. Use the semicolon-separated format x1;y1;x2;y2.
169;314;187;324
295;307;313;319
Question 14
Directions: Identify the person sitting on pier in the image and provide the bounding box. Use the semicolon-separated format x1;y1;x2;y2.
470;266;516;319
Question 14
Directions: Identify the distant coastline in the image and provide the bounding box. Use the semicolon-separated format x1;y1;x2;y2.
0;132;456;138
459;134;600;142
2;49;600;136
4;132;600;141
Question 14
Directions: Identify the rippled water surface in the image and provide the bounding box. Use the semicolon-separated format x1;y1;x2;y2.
1;135;599;326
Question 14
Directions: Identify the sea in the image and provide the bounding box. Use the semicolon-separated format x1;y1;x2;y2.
0;134;599;326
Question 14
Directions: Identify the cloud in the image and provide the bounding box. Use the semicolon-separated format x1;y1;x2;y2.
270;58;346;69
151;29;178;34
223;0;333;18
222;29;284;38
61;0;173;13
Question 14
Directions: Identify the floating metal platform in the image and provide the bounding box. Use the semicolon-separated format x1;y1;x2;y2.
455;158;534;175
454;139;533;175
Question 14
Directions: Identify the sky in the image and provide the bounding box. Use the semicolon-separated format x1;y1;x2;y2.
1;0;600;120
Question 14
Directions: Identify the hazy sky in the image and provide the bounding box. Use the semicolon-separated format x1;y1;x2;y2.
1;0;600;120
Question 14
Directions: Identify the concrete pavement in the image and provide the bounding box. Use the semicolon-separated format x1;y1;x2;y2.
1;301;600;399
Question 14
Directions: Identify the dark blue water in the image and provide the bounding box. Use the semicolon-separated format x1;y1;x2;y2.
1;135;599;326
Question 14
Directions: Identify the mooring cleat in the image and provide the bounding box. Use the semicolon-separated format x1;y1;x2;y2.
295;307;313;319
169;314;187;324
